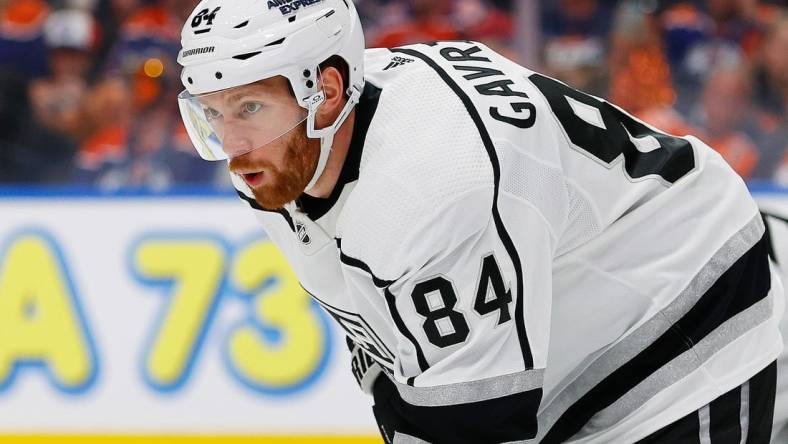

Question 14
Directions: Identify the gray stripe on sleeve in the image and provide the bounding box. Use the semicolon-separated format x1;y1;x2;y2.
699;404;712;444
536;214;765;440
393;368;544;407
588;294;772;429
740;380;750;444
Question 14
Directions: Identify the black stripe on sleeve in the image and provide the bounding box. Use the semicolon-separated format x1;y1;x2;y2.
543;234;771;443
638;361;777;443
385;288;431;373
390;46;534;369
708;384;743;444
235;189;295;231
746;361;777;443
373;373;541;443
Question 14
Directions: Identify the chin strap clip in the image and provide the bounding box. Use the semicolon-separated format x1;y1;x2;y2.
303;83;363;191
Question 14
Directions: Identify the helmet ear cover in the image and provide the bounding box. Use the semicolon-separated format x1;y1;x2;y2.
283;55;351;102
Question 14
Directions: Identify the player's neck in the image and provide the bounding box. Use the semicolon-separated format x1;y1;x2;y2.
304;109;356;199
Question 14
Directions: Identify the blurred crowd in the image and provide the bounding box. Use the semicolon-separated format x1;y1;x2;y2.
0;0;786;188
0;0;218;188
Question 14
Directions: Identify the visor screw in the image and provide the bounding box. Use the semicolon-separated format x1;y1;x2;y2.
187;77;193;84
303;69;311;78
215;72;223;79
306;80;314;88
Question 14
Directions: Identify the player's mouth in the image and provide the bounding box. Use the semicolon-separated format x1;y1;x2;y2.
242;171;265;187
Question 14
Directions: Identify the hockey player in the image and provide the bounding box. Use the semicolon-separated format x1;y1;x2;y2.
176;1;783;442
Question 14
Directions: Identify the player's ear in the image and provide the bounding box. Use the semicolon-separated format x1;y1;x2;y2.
316;66;345;128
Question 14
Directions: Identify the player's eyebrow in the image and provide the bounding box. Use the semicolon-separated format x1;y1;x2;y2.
225;84;273;104
225;91;254;104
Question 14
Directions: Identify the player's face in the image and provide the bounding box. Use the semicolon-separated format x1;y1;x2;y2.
225;98;319;210
196;77;317;210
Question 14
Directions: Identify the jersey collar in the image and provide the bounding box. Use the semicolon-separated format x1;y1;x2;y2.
297;81;382;221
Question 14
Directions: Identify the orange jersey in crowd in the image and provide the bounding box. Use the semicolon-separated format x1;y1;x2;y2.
78;125;128;171
371;19;461;48
0;0;48;39
121;5;181;43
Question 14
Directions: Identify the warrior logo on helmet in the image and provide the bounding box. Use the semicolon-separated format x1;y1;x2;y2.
182;46;215;58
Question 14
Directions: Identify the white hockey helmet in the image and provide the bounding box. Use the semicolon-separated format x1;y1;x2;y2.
177;0;365;190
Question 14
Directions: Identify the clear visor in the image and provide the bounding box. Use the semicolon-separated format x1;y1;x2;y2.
178;78;315;161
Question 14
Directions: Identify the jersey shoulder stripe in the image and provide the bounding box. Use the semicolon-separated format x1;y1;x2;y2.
335;238;394;288
235;188;294;231
390;44;534;369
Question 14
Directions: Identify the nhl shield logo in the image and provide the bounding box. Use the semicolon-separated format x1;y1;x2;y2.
295;222;311;245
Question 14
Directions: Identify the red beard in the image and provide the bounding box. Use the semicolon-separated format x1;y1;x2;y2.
229;124;318;210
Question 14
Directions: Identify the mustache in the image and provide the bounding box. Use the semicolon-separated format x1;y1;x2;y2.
228;154;277;175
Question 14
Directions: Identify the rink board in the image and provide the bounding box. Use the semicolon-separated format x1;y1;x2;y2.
0;187;378;440
0;185;787;441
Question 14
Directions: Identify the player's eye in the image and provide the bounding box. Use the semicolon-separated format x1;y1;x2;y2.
242;102;263;115
203;107;222;121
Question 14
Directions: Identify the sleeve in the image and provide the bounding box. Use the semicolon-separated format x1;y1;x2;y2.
344;183;554;443
346;335;383;395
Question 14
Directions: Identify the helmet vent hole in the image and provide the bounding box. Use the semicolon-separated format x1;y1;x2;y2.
288;15;296;23
187;77;193;84
233;51;262;61
215;72;223;79
264;37;286;47
233;20;249;29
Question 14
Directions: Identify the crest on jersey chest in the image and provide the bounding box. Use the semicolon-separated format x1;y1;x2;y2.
314;297;396;368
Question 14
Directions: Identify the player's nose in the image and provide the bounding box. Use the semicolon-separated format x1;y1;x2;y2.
222;124;254;158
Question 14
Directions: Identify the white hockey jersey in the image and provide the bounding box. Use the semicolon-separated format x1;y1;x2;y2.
231;41;784;443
